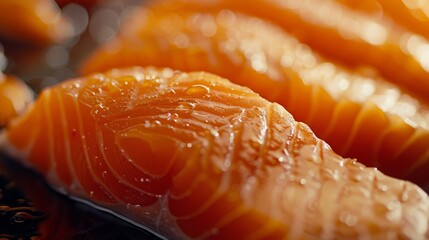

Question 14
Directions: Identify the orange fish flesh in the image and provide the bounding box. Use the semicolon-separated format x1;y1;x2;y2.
337;0;429;40
0;0;73;45
150;0;429;102
80;8;429;187
1;67;429;239
0;73;33;128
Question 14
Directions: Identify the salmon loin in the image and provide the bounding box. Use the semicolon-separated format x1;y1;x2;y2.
136;0;429;101
80;7;429;187
2;67;429;239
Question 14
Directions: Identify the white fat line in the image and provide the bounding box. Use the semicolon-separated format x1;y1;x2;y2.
57;92;82;191
44;91;62;186
67;194;169;240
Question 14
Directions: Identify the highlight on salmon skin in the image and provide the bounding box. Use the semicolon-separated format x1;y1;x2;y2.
2;67;429;239
0;0;73;45
80;6;429;188
146;0;429;102
0;74;34;128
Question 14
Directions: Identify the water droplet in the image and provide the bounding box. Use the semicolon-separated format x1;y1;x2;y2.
276;173;286;183
206;129;219;137
185;84;210;96
89;191;94;197
143;120;151;128
331;169;340;180
299;178;307;185
277;156;286;163
352;174;363;182
165;88;176;95
176;102;196;113
377;184;388;192
345;215;358;227
142;79;160;88
401;192;409;202
386;200;400;211
339;212;358;226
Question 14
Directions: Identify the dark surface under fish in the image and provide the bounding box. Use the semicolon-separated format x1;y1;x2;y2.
0;153;161;240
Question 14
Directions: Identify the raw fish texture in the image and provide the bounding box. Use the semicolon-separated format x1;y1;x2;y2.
2;67;429;239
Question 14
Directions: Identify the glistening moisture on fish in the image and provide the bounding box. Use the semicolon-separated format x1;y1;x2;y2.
1;0;429;239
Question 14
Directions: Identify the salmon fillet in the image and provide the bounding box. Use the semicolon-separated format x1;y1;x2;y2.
2;67;429;239
337;0;429;39
135;0;429;102
80;8;429;187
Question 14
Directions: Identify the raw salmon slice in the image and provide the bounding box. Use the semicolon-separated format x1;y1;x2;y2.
81;8;429;187
146;0;429;101
0;0;73;45
337;0;429;39
2;67;429;239
0;74;33;128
